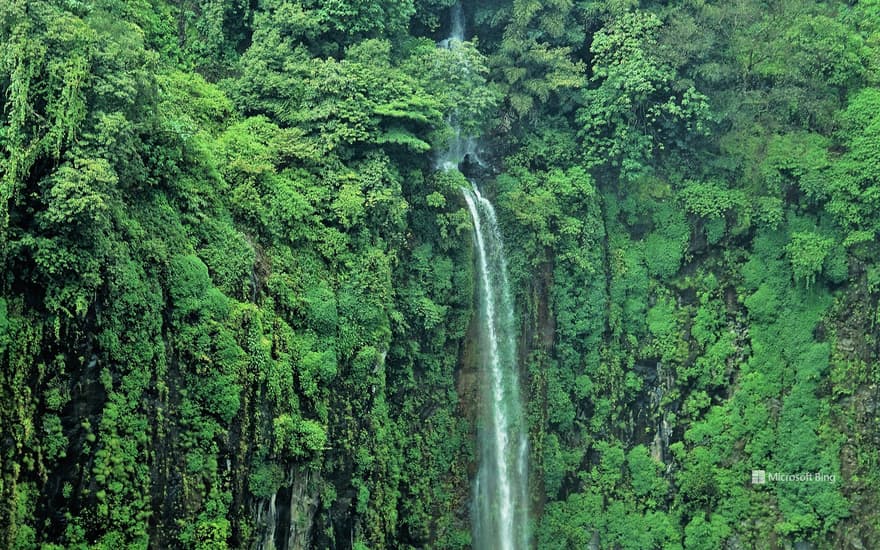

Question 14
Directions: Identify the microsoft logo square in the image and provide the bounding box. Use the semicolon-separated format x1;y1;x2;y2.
752;470;766;485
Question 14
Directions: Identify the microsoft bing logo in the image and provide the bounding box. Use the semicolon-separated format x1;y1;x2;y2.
750;469;835;485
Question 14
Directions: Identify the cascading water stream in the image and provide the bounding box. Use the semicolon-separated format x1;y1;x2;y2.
437;6;530;548
461;185;530;550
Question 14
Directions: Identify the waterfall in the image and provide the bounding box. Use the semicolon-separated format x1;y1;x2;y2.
436;6;530;548
462;184;530;550
451;2;464;42
435;2;479;172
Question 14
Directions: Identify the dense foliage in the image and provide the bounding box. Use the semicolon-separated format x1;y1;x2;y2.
1;0;879;548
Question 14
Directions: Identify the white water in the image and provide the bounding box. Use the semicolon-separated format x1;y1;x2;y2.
462;184;530;550
436;6;530;548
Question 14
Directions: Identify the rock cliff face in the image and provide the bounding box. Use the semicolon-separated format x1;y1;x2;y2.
827;275;880;550
252;467;320;550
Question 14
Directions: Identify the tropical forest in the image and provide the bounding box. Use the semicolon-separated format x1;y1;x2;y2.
1;0;879;548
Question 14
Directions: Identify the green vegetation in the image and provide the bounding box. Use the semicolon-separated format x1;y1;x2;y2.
2;0;879;548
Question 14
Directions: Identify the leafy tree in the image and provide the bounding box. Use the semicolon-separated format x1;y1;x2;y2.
577;10;709;180
785;231;834;287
